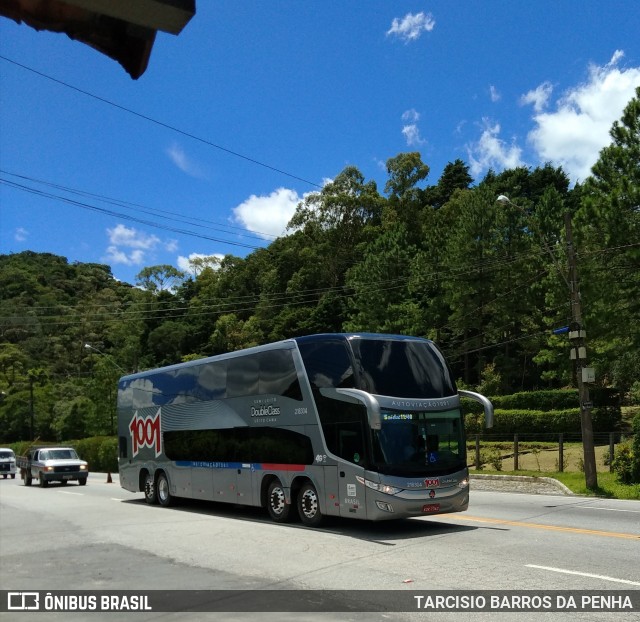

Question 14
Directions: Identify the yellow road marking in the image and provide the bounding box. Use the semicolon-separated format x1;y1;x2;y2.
445;514;640;540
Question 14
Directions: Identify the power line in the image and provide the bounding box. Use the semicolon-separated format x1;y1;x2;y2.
1;169;278;242
0;177;264;251
0;55;323;190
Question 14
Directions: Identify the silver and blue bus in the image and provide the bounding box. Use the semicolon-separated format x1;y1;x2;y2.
117;333;493;525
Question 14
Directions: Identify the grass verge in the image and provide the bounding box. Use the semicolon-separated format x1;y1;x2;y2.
471;469;640;500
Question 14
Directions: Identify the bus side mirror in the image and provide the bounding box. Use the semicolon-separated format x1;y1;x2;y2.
319;388;382;430
458;390;494;428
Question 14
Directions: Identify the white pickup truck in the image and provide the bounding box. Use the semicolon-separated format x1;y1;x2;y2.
16;446;89;487
0;448;17;479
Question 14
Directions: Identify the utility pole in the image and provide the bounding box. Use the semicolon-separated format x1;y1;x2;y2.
564;211;598;490
497;195;598;491
28;373;35;441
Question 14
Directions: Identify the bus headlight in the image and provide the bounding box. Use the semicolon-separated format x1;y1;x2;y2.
356;476;401;495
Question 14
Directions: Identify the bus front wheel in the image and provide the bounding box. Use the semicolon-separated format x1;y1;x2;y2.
157;472;173;507
267;479;291;522
297;482;323;527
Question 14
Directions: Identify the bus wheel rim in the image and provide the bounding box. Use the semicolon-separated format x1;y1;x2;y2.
301;488;318;518
270;486;286;515
158;476;168;501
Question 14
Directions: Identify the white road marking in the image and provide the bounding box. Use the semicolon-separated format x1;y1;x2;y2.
575;506;640;514
60;491;83;496
526;564;640;586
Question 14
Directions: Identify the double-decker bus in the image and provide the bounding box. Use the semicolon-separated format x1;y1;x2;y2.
117;333;493;525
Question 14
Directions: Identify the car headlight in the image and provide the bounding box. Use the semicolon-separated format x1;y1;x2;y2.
44;466;54;472
79;465;87;470
356;476;401;495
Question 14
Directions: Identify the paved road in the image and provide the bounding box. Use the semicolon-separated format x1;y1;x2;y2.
1;473;639;621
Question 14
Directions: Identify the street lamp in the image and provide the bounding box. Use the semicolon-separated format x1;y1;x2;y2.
84;344;126;373
497;194;598;490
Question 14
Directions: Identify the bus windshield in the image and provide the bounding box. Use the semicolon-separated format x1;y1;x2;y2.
350;338;456;398
371;409;465;476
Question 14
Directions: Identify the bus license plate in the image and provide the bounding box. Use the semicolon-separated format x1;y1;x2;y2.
422;504;440;513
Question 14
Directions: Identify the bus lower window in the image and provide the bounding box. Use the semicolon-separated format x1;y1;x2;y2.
164;427;314;465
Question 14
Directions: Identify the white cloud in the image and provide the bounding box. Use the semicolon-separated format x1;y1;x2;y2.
402;109;420;123
103;224;169;266
164;239;179;253
526;51;640;182
520;81;553;113
467;119;524;178
103;246;146;266
14;227;28;242
387;12;435;42
165;142;207;179
490;85;501;103
402;124;426;146
233;187;302;238
401;109;426;146
107;224;160;249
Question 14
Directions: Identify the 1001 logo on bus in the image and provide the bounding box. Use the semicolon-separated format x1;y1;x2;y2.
129;410;162;457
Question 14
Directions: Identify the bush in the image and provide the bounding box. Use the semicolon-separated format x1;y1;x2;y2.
612;444;635;484
71;436;118;473
632;412;640;482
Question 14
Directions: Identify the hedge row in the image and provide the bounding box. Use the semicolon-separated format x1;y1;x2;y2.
465;407;622;436
461;388;622;437
462;388;621;413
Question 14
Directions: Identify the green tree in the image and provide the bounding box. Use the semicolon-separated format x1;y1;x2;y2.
424;159;473;209
345;223;418;334
136;265;185;292
577;86;640;386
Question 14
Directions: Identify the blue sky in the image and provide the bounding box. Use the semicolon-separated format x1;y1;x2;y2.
1;2;639;285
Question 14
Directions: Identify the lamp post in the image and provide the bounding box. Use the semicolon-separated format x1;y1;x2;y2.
84;344;126;373
496;195;598;490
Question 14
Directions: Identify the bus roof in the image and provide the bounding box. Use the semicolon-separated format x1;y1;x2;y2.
118;333;433;383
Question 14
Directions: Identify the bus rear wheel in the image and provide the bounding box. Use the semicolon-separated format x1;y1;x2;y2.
297;482;323;527
143;471;157;504
267;479;291;522
157;472;173;507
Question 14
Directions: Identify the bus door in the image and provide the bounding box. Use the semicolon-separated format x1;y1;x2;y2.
337;461;367;518
335;421;367;518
